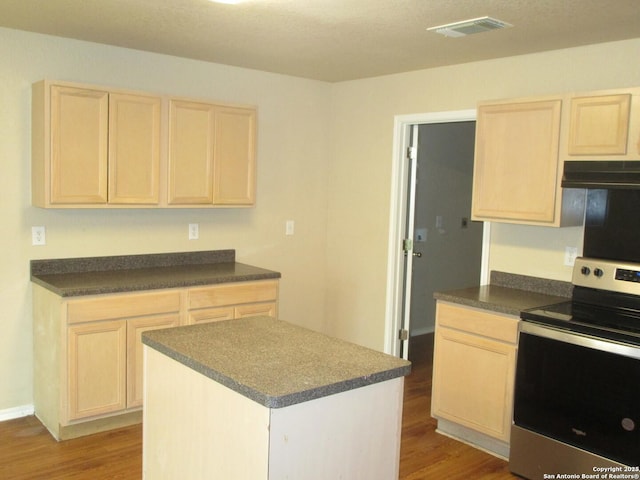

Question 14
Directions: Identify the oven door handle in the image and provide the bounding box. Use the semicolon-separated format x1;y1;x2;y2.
520;321;640;360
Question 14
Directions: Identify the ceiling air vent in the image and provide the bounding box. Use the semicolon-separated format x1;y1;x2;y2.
427;16;512;38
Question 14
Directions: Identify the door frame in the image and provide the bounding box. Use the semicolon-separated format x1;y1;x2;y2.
384;109;491;358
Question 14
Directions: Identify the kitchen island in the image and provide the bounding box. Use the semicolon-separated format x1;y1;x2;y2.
142;316;411;480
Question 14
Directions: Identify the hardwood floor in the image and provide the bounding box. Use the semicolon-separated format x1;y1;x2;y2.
400;334;517;479
0;334;518;479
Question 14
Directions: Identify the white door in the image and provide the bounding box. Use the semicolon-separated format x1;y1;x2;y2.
398;125;420;359
385;110;489;359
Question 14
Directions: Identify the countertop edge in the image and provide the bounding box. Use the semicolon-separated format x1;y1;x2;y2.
434;272;573;317
142;319;411;409
433;291;524;317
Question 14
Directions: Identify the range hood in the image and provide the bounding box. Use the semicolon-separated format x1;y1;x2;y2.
562;161;640;189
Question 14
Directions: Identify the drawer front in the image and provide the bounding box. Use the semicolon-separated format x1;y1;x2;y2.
436;302;518;344
188;307;235;325
234;302;277;319
68;290;181;324
188;280;278;309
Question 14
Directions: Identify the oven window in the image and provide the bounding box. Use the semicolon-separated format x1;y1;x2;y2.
514;332;640;465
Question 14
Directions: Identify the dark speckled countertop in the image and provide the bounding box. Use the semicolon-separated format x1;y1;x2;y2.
31;250;281;297
142;316;412;409
433;271;572;316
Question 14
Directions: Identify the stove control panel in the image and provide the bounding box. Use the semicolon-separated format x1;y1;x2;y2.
573;257;640;295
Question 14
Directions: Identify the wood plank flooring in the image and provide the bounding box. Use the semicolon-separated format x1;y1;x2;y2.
0;334;518;479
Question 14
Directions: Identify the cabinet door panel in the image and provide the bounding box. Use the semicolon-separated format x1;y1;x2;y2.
472;100;561;223
67;320;126;421
168;100;215;204
568;94;631;155
127;314;180;408
213;107;256;205
109;93;161;204
50;86;108;204
431;327;515;442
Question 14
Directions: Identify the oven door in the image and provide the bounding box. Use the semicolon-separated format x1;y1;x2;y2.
513;322;640;466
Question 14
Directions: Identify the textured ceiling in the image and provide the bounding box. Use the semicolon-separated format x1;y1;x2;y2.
1;0;639;82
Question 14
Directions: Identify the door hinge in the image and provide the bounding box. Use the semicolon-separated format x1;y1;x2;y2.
402;238;413;253
398;329;409;341
406;146;417;161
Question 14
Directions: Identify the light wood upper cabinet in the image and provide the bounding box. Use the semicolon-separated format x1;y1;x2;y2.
213;106;256;205
472;87;640;226
32;80;257;208
108;93;161;204
48;85;109;204
472;98;571;225
33;81;161;207
168;100;215;204
563;88;640;160
168;100;256;206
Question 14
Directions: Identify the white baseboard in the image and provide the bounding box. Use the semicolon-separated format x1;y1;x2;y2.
0;404;34;422
410;326;434;337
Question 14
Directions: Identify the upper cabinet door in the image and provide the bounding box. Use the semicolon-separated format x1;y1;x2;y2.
213;106;256;205
472;99;563;224
50;85;109;204
108;93;161;204
568;94;631;156
33;80;258;208
167;99;215;204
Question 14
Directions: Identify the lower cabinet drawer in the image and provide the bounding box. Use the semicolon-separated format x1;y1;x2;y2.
436;302;518;344
188;280;278;309
188;306;235;325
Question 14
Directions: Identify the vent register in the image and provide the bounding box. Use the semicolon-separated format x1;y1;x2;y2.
427;16;512;38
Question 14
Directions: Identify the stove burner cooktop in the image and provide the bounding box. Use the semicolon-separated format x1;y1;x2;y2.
522;300;640;346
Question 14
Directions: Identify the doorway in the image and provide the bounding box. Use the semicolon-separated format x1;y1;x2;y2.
409;121;483;338
385;110;491;359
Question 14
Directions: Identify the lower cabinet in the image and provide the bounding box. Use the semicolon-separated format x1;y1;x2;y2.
431;301;518;459
67;319;127;421
33;278;279;440
126;314;181;408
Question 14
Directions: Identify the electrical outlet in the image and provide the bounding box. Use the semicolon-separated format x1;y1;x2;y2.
188;223;199;240
564;246;578;266
285;220;295;236
32;226;46;246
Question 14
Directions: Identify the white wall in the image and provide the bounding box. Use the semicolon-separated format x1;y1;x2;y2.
0;27;331;413
325;38;640;351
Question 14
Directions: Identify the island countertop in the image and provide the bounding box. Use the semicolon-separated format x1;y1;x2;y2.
142;316;412;409
30;250;280;297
